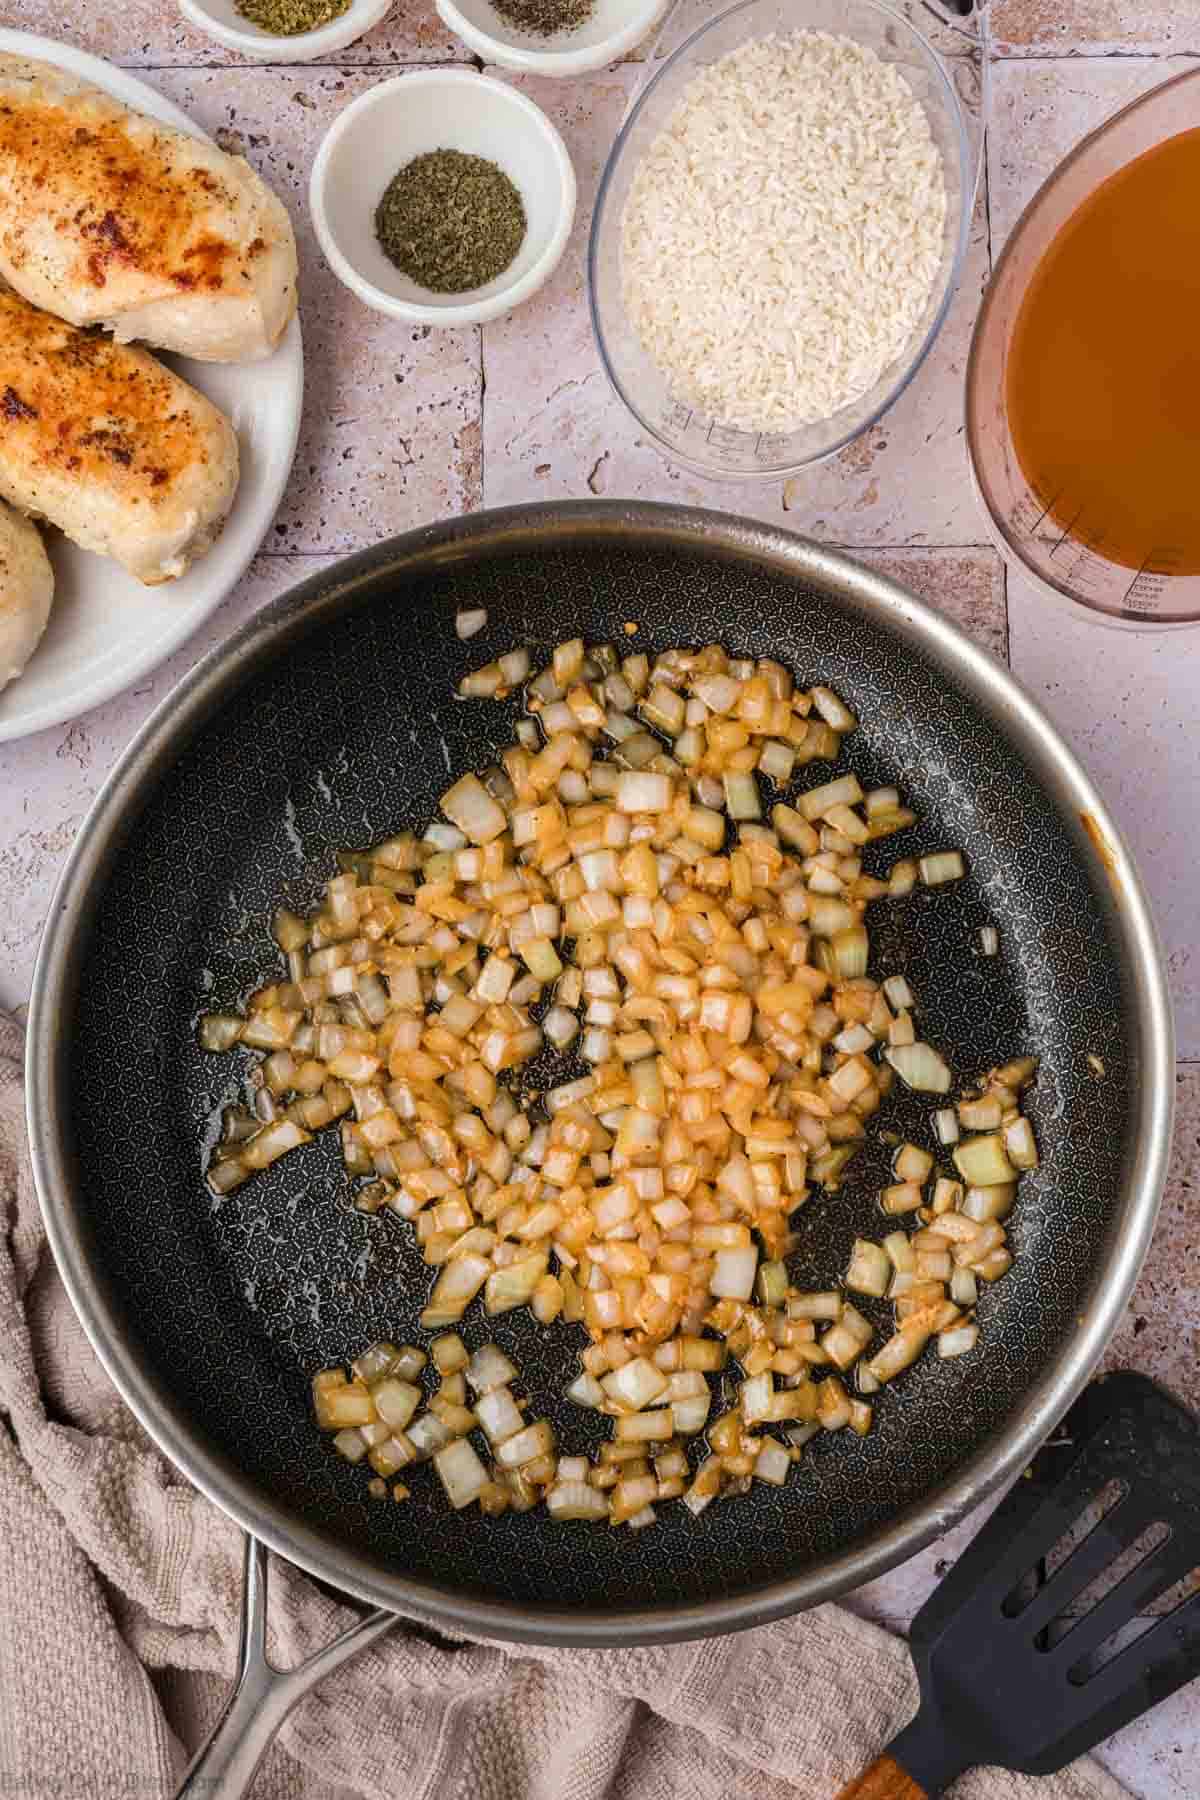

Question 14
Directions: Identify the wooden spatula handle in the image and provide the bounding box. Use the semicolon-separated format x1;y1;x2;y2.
834;1753;929;1800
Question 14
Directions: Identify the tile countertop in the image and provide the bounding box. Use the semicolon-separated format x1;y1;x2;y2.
1;1;1198;1792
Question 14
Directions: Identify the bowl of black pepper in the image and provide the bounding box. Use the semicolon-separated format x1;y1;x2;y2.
309;70;577;327
433;0;671;75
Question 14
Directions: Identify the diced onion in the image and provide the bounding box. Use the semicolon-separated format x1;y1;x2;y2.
467;1344;518;1394
209;634;1043;1531
886;1042;952;1094
753;1440;791;1485
548;1481;609;1521
954;1134;1017;1186
937;1323;980;1360
710;1246;758;1301
434;1437;489;1508
441;773;506;845
919;851;965;887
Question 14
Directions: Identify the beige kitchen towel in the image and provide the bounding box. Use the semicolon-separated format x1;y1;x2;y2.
0;1012;1128;1800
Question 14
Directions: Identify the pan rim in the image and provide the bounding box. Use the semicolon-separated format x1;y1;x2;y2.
26;500;1175;1646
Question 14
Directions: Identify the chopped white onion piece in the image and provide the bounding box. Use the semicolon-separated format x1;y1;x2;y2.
603;1357;669;1413
798;773;863;822
496;1420;555;1469
475;1385;525;1445
373;1379;421;1431
934;1107;960;1146
543;1005;579;1050
954;1134;1016;1186
455;607;488;640
672;1395;711;1436
710;1246;758;1301
753;1440;792;1486
406;1414;454;1461
332;1428;369;1463
882;974;914;1011
846;1239;891;1298
723;772;761;821
883;1231;915;1275
440;773;506;846
919;851;965;887
979;925;999;956
1004;1117;1040;1170
434;1437;489;1508
566;1371;605;1409
886;1042;952;1094
616;770;674;813
937;1324;980;1360
950;1267;978;1307
548;1481;609;1521
740;1371;774;1424
466;1344;518;1394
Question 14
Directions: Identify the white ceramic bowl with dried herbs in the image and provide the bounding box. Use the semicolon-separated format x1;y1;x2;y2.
309;70;577;327
178;0;392;62
435;0;671;76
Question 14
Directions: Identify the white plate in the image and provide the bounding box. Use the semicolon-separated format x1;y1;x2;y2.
0;29;303;744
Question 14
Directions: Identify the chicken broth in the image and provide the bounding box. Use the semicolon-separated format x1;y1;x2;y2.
1006;127;1200;577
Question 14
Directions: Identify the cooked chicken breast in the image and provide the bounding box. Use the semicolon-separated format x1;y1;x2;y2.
0;286;239;585
0;55;297;363
0;495;53;694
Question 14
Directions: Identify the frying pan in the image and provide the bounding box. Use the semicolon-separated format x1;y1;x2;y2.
26;502;1172;1793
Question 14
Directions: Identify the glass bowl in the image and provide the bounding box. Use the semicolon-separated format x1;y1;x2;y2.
965;68;1200;631
587;0;974;481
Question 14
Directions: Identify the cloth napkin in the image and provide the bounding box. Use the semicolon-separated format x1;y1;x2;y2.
0;1012;1128;1800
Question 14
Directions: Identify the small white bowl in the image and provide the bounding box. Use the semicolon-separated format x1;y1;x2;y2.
178;0;391;63
309;70;576;328
435;0;671;76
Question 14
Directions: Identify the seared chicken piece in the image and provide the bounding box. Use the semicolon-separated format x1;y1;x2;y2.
0;286;239;585
0;55;297;363
0;495;53;694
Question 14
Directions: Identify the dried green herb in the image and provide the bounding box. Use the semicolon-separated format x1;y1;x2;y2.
374;151;527;295
490;0;595;32
235;0;350;32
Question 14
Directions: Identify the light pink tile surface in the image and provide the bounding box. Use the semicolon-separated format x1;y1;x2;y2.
989;0;1200;56
3;0;464;64
0;13;1197;1796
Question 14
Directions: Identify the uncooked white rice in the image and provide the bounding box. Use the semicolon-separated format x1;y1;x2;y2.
620;31;948;433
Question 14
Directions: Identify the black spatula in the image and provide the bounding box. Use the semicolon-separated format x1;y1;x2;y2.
837;1372;1200;1799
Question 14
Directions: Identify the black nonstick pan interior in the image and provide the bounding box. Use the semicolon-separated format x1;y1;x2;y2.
50;506;1146;1631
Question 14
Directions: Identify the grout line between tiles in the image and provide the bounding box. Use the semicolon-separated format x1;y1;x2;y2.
118;49;1197;75
478;325;486;511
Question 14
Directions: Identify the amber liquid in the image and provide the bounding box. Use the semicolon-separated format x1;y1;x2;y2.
1006;127;1200;577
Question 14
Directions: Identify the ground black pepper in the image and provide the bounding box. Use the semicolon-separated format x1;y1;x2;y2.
235;0;350;33
374;151;527;295
490;0;595;32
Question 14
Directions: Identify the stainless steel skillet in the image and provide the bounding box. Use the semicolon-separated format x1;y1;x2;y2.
26;502;1172;1794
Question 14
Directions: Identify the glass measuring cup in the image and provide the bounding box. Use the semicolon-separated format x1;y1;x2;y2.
966;68;1200;630
587;0;980;480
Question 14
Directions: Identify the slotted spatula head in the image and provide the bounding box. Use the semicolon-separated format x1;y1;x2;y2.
839;1373;1200;1798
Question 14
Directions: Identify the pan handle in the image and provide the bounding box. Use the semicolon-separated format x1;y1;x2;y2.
175;1536;396;1800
